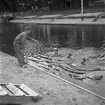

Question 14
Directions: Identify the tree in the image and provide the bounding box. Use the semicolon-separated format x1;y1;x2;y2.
52;0;65;8
0;0;17;12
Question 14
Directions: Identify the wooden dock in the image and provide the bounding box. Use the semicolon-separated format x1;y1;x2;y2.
0;83;42;104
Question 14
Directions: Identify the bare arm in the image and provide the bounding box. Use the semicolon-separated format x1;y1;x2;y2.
27;36;39;43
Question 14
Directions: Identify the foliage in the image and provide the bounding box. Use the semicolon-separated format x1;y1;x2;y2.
0;0;96;12
0;0;17;12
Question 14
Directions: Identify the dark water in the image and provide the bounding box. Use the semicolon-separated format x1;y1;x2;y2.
0;23;105;55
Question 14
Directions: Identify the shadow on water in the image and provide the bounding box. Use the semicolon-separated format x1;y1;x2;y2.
0;23;105;56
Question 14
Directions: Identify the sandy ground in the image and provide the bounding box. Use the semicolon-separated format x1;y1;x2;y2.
0;51;105;105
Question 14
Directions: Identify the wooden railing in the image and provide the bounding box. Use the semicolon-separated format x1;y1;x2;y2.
93;0;105;5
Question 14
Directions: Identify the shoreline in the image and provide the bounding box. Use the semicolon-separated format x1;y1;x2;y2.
0;51;105;105
10;18;105;25
10;12;105;25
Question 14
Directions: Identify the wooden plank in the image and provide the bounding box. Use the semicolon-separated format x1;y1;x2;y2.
58;64;86;74
6;83;26;96
28;57;86;74
93;0;105;5
0;83;41;104
0;86;8;95
19;84;39;96
1;85;13;95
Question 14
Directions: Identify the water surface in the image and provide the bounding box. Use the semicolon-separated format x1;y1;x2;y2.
0;23;105;55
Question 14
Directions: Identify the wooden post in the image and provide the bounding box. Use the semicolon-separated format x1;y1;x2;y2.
81;0;83;14
81;0;84;21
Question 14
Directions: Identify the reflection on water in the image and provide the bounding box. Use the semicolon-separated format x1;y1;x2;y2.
0;23;105;55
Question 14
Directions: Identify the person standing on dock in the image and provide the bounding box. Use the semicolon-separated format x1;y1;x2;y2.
13;26;38;68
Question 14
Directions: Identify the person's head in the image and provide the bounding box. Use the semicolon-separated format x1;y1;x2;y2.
25;26;32;34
